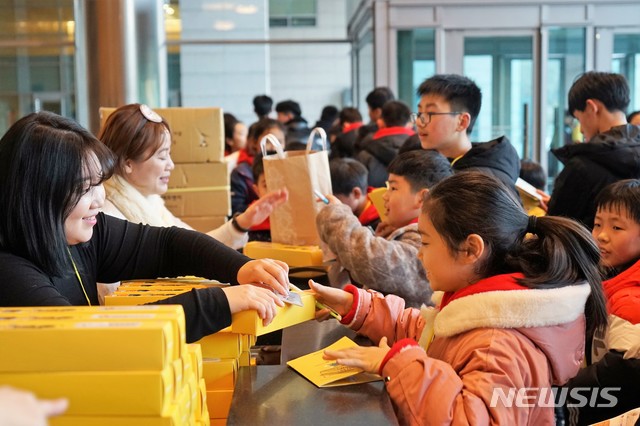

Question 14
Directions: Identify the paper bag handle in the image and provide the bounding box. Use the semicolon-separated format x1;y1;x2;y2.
306;127;327;153
260;134;285;158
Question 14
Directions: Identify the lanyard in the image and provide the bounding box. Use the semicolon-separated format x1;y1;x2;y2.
67;247;91;306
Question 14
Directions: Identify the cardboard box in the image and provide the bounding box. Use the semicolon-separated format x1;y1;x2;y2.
183;215;228;233
1;368;173;416
0;319;174;372
202;358;238;390
230;291;315;336
206;389;234;419
100;107;225;163
243;241;324;267
169;163;229;189
162;188;230;217
105;291;191;306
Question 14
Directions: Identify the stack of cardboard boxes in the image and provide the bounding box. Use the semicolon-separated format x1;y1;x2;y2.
0;305;208;426
99;107;230;232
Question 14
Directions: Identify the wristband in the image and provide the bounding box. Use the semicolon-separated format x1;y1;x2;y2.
231;213;250;233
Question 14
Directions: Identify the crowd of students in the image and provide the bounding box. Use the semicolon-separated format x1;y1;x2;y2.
0;71;639;425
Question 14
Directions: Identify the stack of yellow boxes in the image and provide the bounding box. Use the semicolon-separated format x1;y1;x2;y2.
0;305;209;426
106;278;318;424
99;106;229;232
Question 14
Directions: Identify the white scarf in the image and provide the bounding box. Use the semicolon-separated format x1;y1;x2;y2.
103;175;178;227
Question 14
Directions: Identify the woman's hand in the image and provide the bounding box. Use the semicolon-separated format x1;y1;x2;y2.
221;285;284;326
308;280;353;321
235;189;288;230
322;337;391;374
0;386;68;426
237;259;290;296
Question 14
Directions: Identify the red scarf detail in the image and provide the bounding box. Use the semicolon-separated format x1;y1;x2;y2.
372;126;415;140
358;200;380;226
342;122;363;134
237;149;254;166
440;273;528;309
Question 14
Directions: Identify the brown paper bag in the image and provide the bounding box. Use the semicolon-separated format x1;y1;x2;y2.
260;129;332;246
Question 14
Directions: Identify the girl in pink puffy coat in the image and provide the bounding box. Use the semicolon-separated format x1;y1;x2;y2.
312;171;608;426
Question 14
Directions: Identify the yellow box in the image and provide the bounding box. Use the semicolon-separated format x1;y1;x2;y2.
100;107;225;163
169;163;229;189
202;358;238;390
197;378;207;420
0;305;187;359
187;343;203;379
105;292;189;305
0;319;174;372
239;333;254;352
50;412;181;426
206;389;234;419
162;188;230;217
183;215;228;233
238;350;252;367
0;367;173;416
0;306;187;361
197;331;242;359
122;277;226;286
243;241;324;267
230;291;315;336
368;186;388;222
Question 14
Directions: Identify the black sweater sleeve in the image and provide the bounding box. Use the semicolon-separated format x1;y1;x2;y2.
153;287;232;342
562;350;640;426
0;214;251;341
92;214;250;284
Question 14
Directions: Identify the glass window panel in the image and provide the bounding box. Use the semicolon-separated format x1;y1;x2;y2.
464;36;533;160
397;29;435;110
546;28;585;188
613;33;640;113
291;17;315;27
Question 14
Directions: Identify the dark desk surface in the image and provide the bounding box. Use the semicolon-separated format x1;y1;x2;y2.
227;320;398;425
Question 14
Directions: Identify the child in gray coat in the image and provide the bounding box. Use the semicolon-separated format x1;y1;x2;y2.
316;150;452;307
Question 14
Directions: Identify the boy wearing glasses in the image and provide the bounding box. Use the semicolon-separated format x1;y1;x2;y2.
413;74;520;197
316;150;452;308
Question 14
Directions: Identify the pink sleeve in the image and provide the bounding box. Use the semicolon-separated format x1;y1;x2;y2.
381;330;547;425
347;288;426;345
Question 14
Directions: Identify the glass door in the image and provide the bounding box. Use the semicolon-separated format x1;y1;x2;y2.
462;34;535;160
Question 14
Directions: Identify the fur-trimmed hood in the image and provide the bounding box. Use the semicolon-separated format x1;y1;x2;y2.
421;274;590;384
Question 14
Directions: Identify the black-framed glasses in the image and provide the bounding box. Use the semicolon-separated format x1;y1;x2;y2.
410;111;462;126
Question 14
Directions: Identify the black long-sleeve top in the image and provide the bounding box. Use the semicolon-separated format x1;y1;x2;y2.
0;214;250;342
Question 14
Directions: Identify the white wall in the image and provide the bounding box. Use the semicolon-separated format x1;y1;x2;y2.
179;0;351;127
269;0;351;126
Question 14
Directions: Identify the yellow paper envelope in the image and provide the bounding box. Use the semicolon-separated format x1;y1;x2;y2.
368;187;387;222
286;336;382;387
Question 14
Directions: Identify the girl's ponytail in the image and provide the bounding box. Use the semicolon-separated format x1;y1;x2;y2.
424;171;608;336
506;215;608;336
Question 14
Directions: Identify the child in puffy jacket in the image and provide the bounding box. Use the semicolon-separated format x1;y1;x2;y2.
311;171;608;425
561;179;640;425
